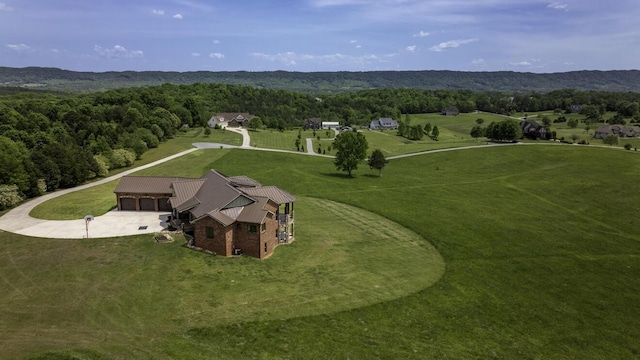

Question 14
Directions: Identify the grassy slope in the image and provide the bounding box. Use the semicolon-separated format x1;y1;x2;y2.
0;195;443;358
3;145;640;359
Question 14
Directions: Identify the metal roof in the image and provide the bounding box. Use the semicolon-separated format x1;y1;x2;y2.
240;186;296;204
236;197;270;224
228;175;262;188
170;179;206;210
114;176;190;194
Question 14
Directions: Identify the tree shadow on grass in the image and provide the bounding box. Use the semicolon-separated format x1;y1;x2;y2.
362;174;380;178
320;172;356;179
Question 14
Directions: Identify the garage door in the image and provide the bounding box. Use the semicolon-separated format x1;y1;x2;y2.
139;198;156;211
158;197;172;212
120;198;136;211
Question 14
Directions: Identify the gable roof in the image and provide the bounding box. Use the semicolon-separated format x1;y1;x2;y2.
213;113;252;121
236;197;272;224
170;179;206;211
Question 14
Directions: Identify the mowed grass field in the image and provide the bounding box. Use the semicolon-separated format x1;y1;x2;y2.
3;145;640;358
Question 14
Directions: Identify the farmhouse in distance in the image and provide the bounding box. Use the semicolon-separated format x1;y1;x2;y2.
114;170;296;259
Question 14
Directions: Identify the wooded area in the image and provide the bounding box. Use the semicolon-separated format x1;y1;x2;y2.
1;81;640;208
2;66;640;93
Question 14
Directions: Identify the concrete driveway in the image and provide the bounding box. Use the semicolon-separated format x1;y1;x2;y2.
4;210;171;239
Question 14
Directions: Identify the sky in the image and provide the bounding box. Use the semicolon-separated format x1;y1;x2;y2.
1;0;638;73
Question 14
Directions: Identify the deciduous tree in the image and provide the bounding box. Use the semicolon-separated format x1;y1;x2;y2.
333;131;368;176
603;134;619;146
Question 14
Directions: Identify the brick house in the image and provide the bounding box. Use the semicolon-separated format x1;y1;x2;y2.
114;170;295;259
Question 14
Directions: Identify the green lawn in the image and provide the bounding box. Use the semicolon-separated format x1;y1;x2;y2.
108;127;241;176
3;146;640;359
306;112;511;157
1;195;443;359
249;128;333;151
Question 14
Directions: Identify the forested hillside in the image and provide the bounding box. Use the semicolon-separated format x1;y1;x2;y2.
1;83;640;209
2;67;640;93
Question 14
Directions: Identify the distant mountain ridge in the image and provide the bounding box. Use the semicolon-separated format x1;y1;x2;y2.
1;66;639;93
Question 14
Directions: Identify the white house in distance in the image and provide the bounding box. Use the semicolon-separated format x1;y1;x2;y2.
369;117;399;130
321;121;340;129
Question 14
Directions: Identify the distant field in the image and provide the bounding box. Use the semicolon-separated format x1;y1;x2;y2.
3;146;640;359
249;128;333;151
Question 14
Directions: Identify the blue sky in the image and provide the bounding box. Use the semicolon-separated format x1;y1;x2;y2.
1;0;638;73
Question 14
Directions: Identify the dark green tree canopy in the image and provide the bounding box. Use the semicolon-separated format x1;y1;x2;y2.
333;131;368;176
485;120;521;142
368;149;388;177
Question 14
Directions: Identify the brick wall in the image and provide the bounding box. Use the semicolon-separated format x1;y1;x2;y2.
194;217;233;256
233;222;261;258
193;200;282;259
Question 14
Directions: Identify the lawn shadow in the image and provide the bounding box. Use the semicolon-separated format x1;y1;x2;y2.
320;172;356;179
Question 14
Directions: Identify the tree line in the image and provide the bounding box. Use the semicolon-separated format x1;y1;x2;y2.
3;67;640;93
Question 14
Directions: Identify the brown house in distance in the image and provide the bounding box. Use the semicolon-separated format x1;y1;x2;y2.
207;113;253;128
441;106;460;116
114;170;295;259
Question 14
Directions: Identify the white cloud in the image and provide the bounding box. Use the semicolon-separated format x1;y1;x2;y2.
350;40;357;44
209;52;224;59
213;40;220;44
406;45;417;53
311;0;366;7
173;13;183;19
175;0;214;12
509;61;532;66
547;2;569;11
472;58;485;64
6;43;31;52
151;9;165;15
94;45;144;59
413;31;430;37
0;2;13;11
429;38;477;52
251;51;396;67
192;52;201;57
355;45;362;49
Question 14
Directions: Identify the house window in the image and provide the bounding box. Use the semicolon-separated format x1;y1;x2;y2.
206;226;214;239
264;242;267;253
261;223;267;232
248;224;258;234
